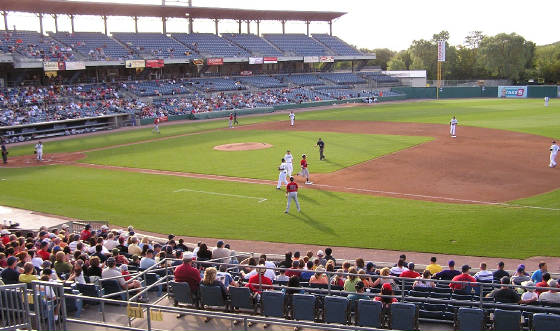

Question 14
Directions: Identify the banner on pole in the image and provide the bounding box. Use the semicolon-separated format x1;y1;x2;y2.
65;62;86;70
437;40;446;62
319;56;335;63
303;56;319;63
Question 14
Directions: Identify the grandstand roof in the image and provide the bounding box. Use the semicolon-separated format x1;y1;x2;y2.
1;0;345;22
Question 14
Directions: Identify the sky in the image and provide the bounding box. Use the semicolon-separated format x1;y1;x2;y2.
4;0;560;50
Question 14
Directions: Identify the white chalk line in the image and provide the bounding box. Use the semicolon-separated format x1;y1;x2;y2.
77;163;560;211
173;188;267;203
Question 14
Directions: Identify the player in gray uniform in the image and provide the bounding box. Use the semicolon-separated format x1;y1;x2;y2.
34;141;43;161
276;158;289;189
550;140;559;168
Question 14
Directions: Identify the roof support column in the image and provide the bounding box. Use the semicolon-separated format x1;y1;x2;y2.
103;15;108;35
306;20;310;36
134;16;138;33
38;13;44;35
2;11;7;32
69;14;75;33
329;20;332;36
256;20;260;36
237;20;241;34
281;20;286;34
52;14;58;33
214;19;219;35
246;20;250;34
188;17;193;33
162;17;167;34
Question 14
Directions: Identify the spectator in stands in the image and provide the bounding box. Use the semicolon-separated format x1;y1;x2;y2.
486;276;520;303
127;237;142;256
316;250;327;266
292;251;301;262
116;237;128;254
450;265;477;292
202;267;227;299
331;269;345;288
493;261;510;282
285;260;301;278
520;281;538;304
536;273;551;296
433;260;461;280
176;238;188;252
66;263;86;285
1;256;20;284
278;252;292;269
54;251;72;276
324;248;335;263
390;259;408;276
211;240;230;263
348;281;370;302
80;224;92;241
92;244;108;263
400;262;420;278
538;279;560;304
18;262;38;283
300;261;314;281
372;267;398;289
309;267;329;284
102;257;142;293
30;250;43;269
531;262;548;283
358;269;374;288
395;254;407;267
139;237;153;251
374;283;398;308
510;264;531;285
413;270;436;289
366;262;377;276
474;262;494;282
139;249;156;270
112;248;128;265
217;265;237;288
86;256;102;282
197;243;212;261
103;233;118;251
173;252;201;296
246;265;272;295
276;269;289;282
344;266;360;293
36;241;51;261
355;258;366;271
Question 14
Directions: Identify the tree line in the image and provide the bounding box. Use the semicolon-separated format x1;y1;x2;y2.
360;31;560;84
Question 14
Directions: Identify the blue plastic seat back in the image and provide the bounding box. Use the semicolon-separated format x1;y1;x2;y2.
170;281;194;305
200;284;225;307
356;299;382;328
533;313;560;331
261;291;285;318
391;302;417;330
494;309;521;331
229;286;254;310
324;296;348;324
457;307;484;331
292;293;316;321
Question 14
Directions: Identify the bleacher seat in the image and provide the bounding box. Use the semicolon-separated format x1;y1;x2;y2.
172;33;249;57
200;284;229;312
0;30;76;60
169;281;197;307
112;33;194;59
532;313;560;331
356;299;383;328
318;73;366;85
455;307;484;331
261;291;285;318
277;74;324;86
263;34;331;56
493;309;521;331
312;34;363;56
237;76;287;88
100;279;126;300
390;302;418;331
50;32;133;60
222;33;283;57
229;286;257;313
292;293;316;322
323;296;349;325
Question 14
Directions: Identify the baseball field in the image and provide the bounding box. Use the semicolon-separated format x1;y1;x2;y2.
1;99;559;259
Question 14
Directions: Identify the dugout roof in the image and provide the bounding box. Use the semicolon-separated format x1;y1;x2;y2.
1;0;345;22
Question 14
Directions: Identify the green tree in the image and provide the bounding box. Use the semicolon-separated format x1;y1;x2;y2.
534;42;560;83
477;33;535;81
360;48;395;70
387;50;411;70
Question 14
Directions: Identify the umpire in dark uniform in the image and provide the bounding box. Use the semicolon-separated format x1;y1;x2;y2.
1;140;7;164
316;138;325;160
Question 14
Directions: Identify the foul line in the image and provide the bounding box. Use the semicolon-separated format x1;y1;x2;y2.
173;188;267;203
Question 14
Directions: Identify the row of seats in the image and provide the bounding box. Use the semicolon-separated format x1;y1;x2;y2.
112;33;195;59
50;32;134;61
172;33;250;58
0;30;76;60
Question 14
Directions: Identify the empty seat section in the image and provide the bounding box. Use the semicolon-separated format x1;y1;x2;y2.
277;74;324;86
237;76;287;88
112;33;194;59
172;33;249;57
312;34;363;56
263;34;330;56
222;33;283;57
50;32;132;60
318;73;366;85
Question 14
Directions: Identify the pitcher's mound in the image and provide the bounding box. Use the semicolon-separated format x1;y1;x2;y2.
213;142;272;151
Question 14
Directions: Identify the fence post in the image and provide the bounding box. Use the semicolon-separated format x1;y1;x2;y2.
146;306;152;331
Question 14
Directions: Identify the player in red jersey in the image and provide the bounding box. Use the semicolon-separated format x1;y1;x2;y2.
285;177;300;213
297;154;312;184
152;117;160;134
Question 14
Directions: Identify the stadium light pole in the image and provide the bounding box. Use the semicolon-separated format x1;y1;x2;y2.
133;16;138;33
256;20;260;36
306;20;310;36
214;19;219;35
281;20;286;34
246;20;250;34
102;15;108;35
237;19;242;34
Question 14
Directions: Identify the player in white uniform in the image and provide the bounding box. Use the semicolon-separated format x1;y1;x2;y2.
544;96;550;107
289;111;295;126
276;158;289;189
34;141;43;161
450;116;458;138
550;141;559;168
284;150;293;177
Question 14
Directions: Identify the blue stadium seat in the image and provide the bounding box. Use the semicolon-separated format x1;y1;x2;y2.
222;33;283;57
261;291;285;318
169;281;197;307
356;299;383;328
323;296;349;325
200;284;229;311
455;307;485;331
493;309;521;331
263;34;331;56
532;313;560;331
312;34;362;56
172;33;250;57
390;302;418;331
292;293;316;321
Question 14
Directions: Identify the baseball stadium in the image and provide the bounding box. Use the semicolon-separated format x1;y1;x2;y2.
0;1;559;330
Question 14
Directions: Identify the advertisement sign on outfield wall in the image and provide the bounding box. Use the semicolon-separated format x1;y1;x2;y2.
65;62;86;70
207;58;224;66
498;86;528;98
145;59;164;68
125;60;145;69
263;57;278;64
249;57;264;64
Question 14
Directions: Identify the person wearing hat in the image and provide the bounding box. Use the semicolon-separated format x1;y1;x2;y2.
309;267;329;284
316;250;326;266
374;283;398;308
174;252;201;295
80;224;92;241
1;229;11;245
297;154;312;184
450;265;477;292
520;281;538;304
510;264;530;285
400;262;421;278
285;176;301;213
112;248;128;265
1;256;20;284
550;140;559;168
433;260;461;280
212;240;231;264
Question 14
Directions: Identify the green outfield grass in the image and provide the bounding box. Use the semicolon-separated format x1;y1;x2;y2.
84;130;431;179
0;165;558;259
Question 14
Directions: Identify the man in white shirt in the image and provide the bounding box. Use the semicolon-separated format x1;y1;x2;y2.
474;262;494;282
289;111;295;126
211;240;231;264
284;150;294;177
276;158;288;189
550;141;559;168
539;279;560;303
139;249;156;270
449;116;458;138
34;141;43;161
103;233;119;251
390;260;409;276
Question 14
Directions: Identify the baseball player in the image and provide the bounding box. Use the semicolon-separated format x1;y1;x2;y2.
152;117;160;134
550;140;559;168
276;158;289;189
285;177;300;213
233;111;239;126
228;113;233;128
34;141;43;161
544;96;550;107
298;154;312;184
289;111;295;126
450;116;458;138
284;150;294;177
1;140;7;164
316;138;325;160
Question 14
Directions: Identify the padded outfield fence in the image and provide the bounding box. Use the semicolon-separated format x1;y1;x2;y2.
3;257;560;331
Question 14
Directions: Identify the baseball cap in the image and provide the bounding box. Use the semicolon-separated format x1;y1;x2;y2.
112;248;120;255
548;279;558;288
6;256;17;266
183;252;194;261
1;229;10;235
217;240;224;247
448;260;455;267
408;262;415;269
355;281;365;290
382;283;392;291
462;265;471;272
316;250;324;257
106;257;116;264
101;225;109;230
517;264;525;272
61;224;69;229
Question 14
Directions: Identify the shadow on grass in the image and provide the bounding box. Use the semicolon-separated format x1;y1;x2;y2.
286;211;335;235
311;188;343;200
322;158;345;168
